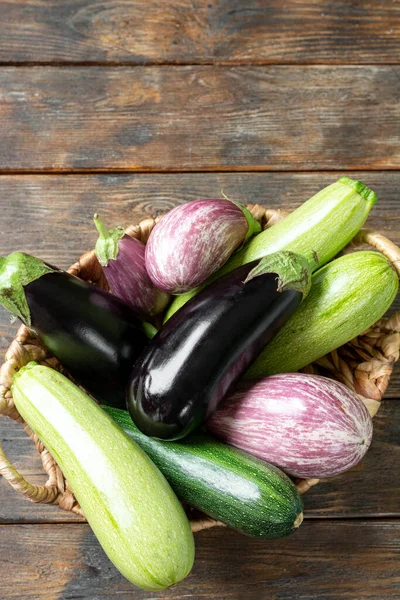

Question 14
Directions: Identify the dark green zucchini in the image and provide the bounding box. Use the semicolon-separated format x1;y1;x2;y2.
103;407;303;539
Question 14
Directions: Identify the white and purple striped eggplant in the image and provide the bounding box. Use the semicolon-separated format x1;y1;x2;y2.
206;374;373;479
145;198;261;294
94;214;170;320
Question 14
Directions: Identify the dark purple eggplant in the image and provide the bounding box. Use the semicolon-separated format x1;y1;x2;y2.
0;252;149;408
94;214;170;320
127;250;313;440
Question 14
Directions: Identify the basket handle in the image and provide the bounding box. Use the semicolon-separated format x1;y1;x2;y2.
0;439;60;504
0;413;60;503
0;416;84;515
351;229;400;278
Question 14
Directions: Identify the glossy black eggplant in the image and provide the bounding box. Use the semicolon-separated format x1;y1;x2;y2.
127;250;313;440
0;252;149;408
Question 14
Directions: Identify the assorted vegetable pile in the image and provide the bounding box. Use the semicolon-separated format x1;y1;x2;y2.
0;177;397;590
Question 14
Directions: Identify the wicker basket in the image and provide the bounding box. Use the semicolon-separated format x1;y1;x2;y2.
0;205;399;533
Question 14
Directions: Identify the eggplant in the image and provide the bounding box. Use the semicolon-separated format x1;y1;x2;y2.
207;374;373;479
0;252;149;408
94;214;170;320
127;250;313;440
145;198;261;294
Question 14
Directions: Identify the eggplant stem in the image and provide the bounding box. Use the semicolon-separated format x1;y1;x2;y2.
93;213;111;239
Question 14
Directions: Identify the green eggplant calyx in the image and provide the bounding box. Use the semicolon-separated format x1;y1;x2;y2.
241;203;263;243
338;177;377;206
221;192;262;245
0;253;56;326
244;250;313;298
94;214;125;267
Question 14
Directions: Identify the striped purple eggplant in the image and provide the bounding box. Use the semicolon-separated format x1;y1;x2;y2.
145;198;261;294
206;374;373;479
94;214;170;320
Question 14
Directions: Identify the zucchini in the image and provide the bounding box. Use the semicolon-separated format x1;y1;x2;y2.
12;363;195;591
245;251;399;378
103;406;304;539
165;177;377;320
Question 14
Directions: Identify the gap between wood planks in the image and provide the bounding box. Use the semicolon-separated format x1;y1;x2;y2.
1;168;400;175
2;61;400;67
1;515;400;526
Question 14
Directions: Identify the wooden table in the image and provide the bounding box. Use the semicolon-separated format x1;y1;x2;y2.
0;2;399;598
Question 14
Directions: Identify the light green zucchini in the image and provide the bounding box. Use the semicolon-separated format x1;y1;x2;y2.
12;363;195;591
165;177;377;320
245;251;398;378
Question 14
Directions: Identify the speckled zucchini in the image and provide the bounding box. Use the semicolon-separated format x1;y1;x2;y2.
103;406;304;539
12;363;195;591
245;250;399;379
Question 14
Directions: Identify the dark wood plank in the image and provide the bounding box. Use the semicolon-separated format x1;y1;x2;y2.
1;399;399;523
0;66;399;171
0;521;398;599
0;1;400;65
0;171;398;393
0;172;398;263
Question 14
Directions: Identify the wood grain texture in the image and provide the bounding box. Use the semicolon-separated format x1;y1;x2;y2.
0;171;398;393
0;521;399;599
1;399;399;523
0;172;398;264
0;66;399;171
0;1;400;65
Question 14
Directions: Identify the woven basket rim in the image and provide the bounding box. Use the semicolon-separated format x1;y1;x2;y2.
0;203;399;533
